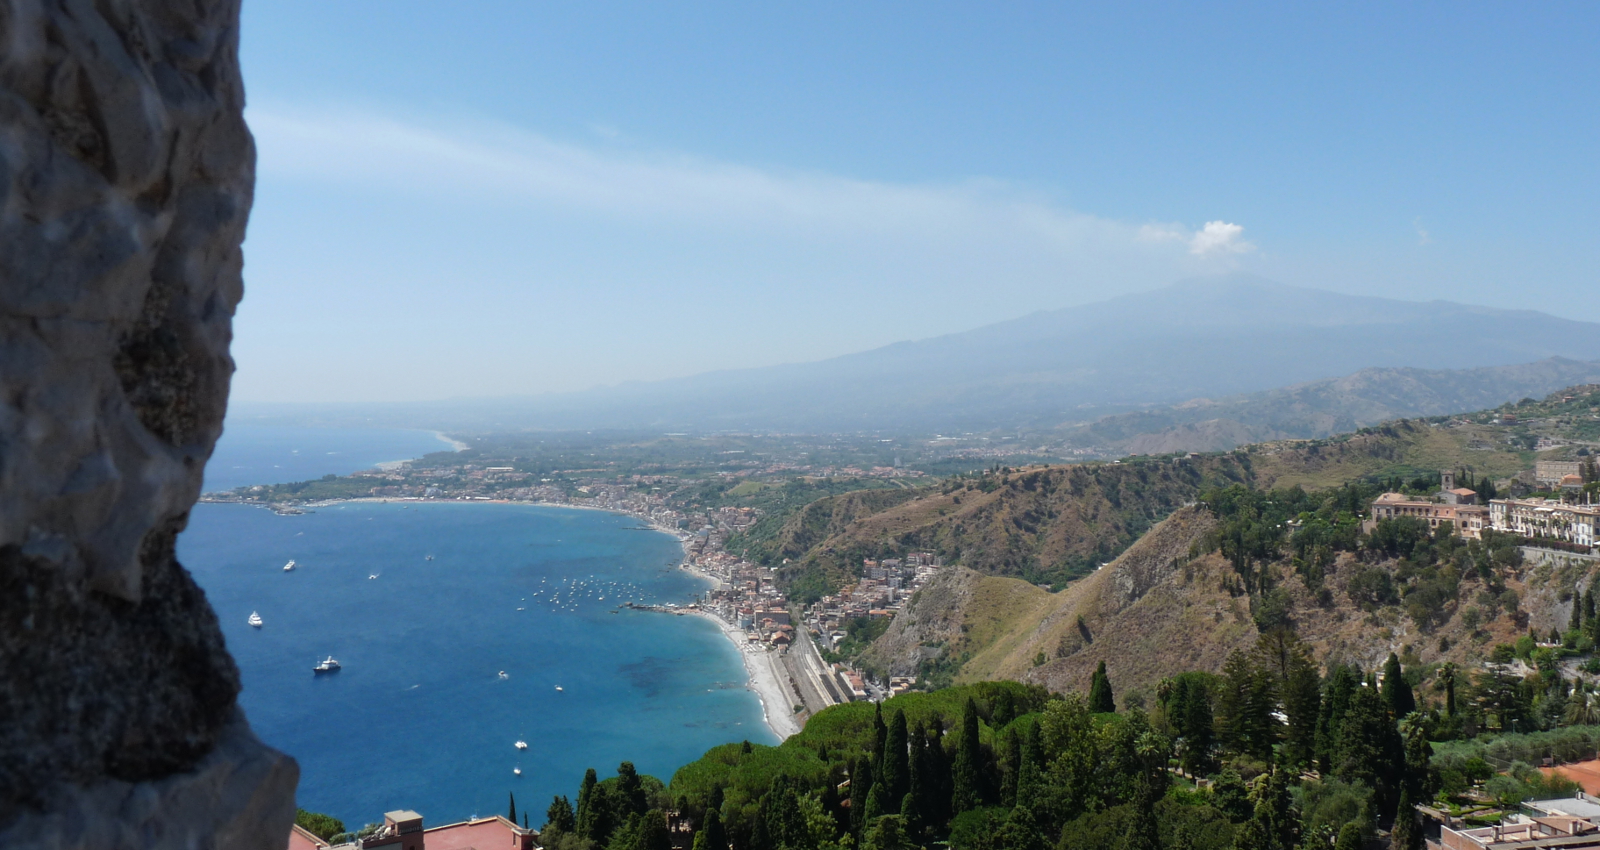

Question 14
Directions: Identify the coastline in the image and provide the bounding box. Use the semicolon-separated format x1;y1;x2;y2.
208;493;799;741
687;610;803;740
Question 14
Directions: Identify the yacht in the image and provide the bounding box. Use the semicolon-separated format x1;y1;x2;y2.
513;767;522;776
313;656;341;674
515;740;528;750
283;560;296;572
247;611;263;628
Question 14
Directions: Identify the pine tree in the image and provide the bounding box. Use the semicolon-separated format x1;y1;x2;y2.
951;698;983;814
883;709;909;803
1336;687;1405;818
1181;681;1217;775
1281;641;1323;770
1089;660;1116;713
1382;653;1416;718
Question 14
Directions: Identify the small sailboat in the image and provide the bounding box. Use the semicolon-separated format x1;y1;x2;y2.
247;611;263;628
498;671;509;680
515;740;528;750
369;573;379;580
313;656;341;674
283;560;296;572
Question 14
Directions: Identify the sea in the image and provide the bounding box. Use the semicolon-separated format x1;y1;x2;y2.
180;425;774;831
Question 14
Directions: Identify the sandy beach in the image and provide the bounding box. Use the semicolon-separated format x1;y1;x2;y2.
690;610;803;740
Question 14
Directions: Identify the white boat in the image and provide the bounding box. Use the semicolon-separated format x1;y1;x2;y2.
425;555;435;561
313;656;341;674
369;573;379;580
498;671;509;680
515;740;528;750
247;611;263;628
283;560;296;572
513;767;522;776
554;686;563;692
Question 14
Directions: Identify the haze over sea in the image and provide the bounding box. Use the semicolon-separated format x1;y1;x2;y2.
182;425;774;830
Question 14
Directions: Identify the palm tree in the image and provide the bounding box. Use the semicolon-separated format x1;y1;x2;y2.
1566;682;1600;727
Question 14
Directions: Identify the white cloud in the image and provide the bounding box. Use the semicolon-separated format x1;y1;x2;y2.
1187;220;1256;256
1415;217;1432;246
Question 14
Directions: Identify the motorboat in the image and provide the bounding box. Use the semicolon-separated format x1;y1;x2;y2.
513;767;522;776
247;611;263;628
554;686;563;692
313;656;341;674
369;573;379;580
283;560;296;572
515;741;528;750
425;555;435;561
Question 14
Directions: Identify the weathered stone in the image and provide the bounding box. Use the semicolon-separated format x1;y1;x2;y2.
1;0;295;844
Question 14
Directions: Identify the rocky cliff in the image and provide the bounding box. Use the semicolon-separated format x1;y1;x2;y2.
0;1;296;846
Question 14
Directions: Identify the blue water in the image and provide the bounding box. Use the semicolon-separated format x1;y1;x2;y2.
180;430;775;830
204;424;457;492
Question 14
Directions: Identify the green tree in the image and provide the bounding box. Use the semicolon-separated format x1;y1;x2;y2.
1335;687;1405;817
1392;788;1423;850
883;709;909;804
1440;662;1458;717
851;758;875;836
1218;649;1276;761
1317;665;1358;773
1334;822;1363;850
618;762;649;818
546;796;577;834
636;810;672;850
1382;653;1416;718
701;807;727;850
294;809;346;843
1089;660;1116;713
577;768;600;837
952;698;984;814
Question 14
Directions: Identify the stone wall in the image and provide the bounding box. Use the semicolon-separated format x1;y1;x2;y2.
0;0;296;846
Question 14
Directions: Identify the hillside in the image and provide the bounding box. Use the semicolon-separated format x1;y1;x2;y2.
769;454;1256;593
1063;356;1600;455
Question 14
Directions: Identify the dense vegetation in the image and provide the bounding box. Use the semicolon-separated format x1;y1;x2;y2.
532;622;1596;850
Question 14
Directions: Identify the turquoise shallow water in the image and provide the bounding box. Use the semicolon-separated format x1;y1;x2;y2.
180;432;774;830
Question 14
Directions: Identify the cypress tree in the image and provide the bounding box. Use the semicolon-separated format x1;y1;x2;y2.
1382;653;1416;718
951;698;983;814
873;702;888;772
1336;687;1405;818
1316;665;1357;773
1573;589;1585;632
849;758;874;836
1089;660;1116;713
1440;663;1457;717
1017;720;1043;804
701;807;726;850
639;810;672;850
1586;587;1596;627
925;716;952;826
998;726;1020;807
582;784;615;845
576;768;598;834
1334;822;1363;850
1392;789;1423;850
618;762;648;817
509;793;517;826
903;723;925;839
545;796;576;833
883;709;909;803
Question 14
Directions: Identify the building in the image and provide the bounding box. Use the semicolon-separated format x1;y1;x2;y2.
1370;493;1489;539
1538;460;1584;487
319;810;539;850
1434;794;1600;849
1489;498;1599;548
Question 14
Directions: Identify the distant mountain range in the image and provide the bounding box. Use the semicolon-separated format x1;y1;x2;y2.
236;274;1600;434
1066;356;1600;455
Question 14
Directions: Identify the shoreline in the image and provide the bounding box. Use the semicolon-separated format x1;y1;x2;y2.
203;493;797;740
686;610;803;740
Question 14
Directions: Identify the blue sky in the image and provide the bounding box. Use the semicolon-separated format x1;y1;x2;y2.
236;2;1600;403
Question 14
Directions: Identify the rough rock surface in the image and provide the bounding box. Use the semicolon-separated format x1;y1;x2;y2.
0;0;296;845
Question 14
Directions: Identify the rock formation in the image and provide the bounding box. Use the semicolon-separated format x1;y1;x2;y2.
0;1;296;846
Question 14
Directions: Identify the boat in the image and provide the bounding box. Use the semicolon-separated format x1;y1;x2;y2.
498;671;509;680
513;767;522;776
515;740;528;750
313;656;341;674
283;560;296;572
425;555;435;561
554;686;563;692
247;611;263;628
368;573;379;580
